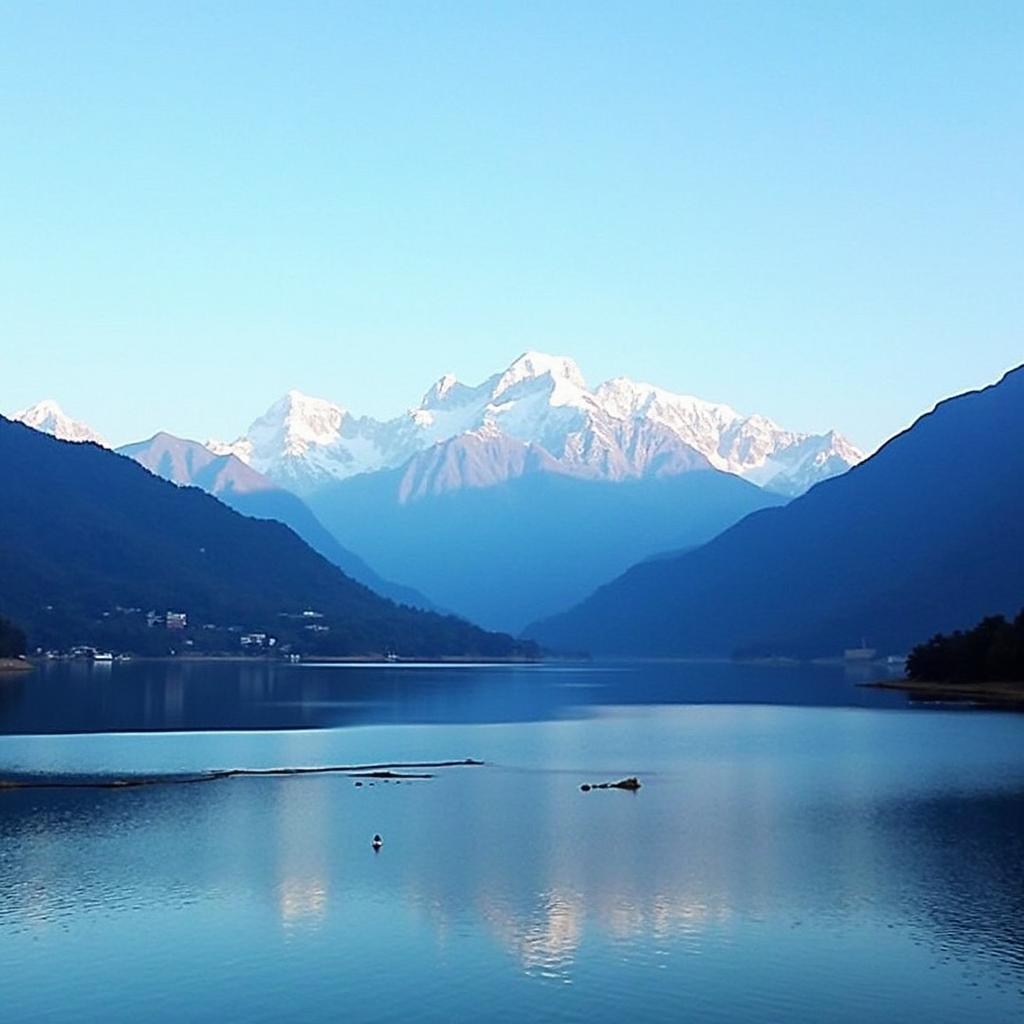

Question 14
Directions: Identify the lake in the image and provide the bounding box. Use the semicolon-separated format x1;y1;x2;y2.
1;660;1022;1023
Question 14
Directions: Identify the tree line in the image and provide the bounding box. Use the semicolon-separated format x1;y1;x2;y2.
906;610;1024;683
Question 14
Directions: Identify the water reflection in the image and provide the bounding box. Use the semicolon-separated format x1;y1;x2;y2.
0;659;910;735
0;683;1022;1022
275;779;331;933
3;728;1020;978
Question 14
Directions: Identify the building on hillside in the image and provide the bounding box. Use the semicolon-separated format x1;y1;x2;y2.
844;643;877;661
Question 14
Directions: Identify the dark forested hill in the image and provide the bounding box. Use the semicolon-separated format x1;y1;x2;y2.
118;432;436;610
0;616;25;658
528;366;1024;658
0;416;528;657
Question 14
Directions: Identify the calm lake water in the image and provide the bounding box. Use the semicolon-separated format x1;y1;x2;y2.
1;660;1022;1023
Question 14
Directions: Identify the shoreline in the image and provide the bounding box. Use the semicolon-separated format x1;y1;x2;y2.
864;678;1024;710
0;658;32;673
25;653;543;667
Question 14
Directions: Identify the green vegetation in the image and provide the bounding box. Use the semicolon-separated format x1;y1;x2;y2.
906;611;1024;684
0;616;26;658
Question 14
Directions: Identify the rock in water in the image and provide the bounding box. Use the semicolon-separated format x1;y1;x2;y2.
580;777;641;792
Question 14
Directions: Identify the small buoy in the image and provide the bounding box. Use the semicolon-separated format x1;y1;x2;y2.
372;833;383;850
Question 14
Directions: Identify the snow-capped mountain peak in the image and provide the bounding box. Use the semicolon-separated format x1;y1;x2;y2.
492;351;588;401
419;372;474;411
209;353;863;497
11;399;109;447
258;390;347;453
590;377;863;492
595;377;739;429
210;389;396;492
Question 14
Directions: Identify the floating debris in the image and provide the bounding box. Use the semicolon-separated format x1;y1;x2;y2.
580;776;641;792
350;770;433;780
0;759;485;792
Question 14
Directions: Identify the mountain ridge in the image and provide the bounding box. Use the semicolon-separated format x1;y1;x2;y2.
116;432;437;611
13;400;109;448
208;352;862;497
526;365;1024;657
310;464;786;631
0;415;524;657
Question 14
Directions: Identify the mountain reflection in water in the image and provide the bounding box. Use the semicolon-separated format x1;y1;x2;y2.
0;658;907;735
0;664;1022;1023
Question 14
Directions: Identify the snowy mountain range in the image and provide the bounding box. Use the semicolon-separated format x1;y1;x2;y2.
12;356;862;500
10;361;863;630
208;353;862;497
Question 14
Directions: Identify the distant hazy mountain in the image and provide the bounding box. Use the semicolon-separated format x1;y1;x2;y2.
118;431;270;495
10;358;859;633
210;352;861;496
0;416;525;658
309;451;785;631
527;366;1024;658
13;399;109;447
118;433;436;611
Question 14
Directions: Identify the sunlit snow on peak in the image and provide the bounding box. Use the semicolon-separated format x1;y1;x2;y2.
12;399;109;447
205;352;863;496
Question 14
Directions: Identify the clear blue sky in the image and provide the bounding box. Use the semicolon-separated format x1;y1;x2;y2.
1;1;1021;449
